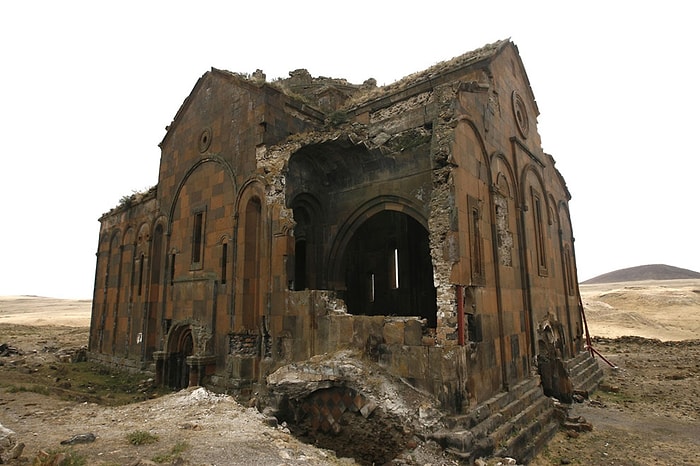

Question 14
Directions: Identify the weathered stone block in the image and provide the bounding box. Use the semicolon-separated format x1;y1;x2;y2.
404;319;423;346
383;319;405;345
404;347;427;379
352;316;384;349
328;314;354;349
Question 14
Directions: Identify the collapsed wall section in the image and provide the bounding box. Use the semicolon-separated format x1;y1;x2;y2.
89;41;589;425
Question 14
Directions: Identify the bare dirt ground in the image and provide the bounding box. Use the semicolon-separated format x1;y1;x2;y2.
1;280;699;465
530;279;700;466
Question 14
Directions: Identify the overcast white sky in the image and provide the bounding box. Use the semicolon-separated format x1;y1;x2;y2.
1;1;698;299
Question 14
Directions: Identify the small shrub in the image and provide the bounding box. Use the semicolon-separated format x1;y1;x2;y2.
7;384;50;396
118;194;133;208
328;110;348;126
152;441;189;463
171;441;189;455
126;430;159;446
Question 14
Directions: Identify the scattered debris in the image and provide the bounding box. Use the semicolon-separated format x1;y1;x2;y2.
572;389;589;403
59;433;96;445
598;382;620;393
475;456;521;466
562;416;593;433
0;423;22;463
0;344;22;357
6;442;24;460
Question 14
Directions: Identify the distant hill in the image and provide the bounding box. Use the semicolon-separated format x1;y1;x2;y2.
582;264;700;284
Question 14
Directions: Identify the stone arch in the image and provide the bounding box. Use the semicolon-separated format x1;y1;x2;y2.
90;232;111;352
97;230;118;292
131;223;150;299
122;227;136;248
143;223;165;360
279;386;408;464
557;200;575;244
234;179;268;333
167;156;237;235
289;192;325;290
557;200;582;354
496;172;512;197
519;164;549;208
328;196;428;285
285;137;398;204
162;323;195;389
92;229;122;353
217;233;232;286
147;216;168;291
122;226;137;296
491;153;519;270
286;136;433;295
107;230;122;287
455;118;492;174
520;165;551;277
149;224;165;289
242;197;262;330
450;119;492;288
329;198;436;326
547;193;558;227
98;231;110;252
94;231;114;290
136;222;151;251
546;193;563;276
490;152;517;203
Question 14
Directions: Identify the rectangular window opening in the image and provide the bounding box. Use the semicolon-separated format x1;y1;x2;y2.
221;243;228;284
192;211;204;265
368;273;375;303
472;208;483;276
468;195;485;284
389;248;399;289
533;195;547;272
565;248;574;296
137;254;144;296
169;253;175;286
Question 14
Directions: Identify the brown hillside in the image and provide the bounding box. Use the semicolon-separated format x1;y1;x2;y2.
581;264;700;284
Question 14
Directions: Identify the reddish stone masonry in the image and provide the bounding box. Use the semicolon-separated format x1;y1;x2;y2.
88;39;585;417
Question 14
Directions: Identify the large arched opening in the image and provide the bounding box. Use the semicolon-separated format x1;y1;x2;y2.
339;210;437;327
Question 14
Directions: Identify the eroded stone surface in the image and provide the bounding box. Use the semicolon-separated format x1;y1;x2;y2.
87;39;587;463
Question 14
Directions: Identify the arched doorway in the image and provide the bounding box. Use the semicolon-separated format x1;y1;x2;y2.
340;210;437;327
166;325;194;390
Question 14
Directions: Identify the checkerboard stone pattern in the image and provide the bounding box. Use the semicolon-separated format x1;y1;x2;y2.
300;387;376;433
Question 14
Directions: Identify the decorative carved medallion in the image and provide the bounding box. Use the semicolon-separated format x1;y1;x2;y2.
511;91;529;138
198;127;212;153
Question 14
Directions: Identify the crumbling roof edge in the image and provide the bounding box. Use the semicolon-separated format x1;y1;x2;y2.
348;39;511;114
548;154;572;201
99;185;158;221
160;68;274;148
159;68;326;148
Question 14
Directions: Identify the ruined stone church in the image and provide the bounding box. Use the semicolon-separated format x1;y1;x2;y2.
89;39;600;460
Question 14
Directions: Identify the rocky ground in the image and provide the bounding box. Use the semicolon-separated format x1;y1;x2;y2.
531;337;700;466
1;281;699;465
0;322;459;466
